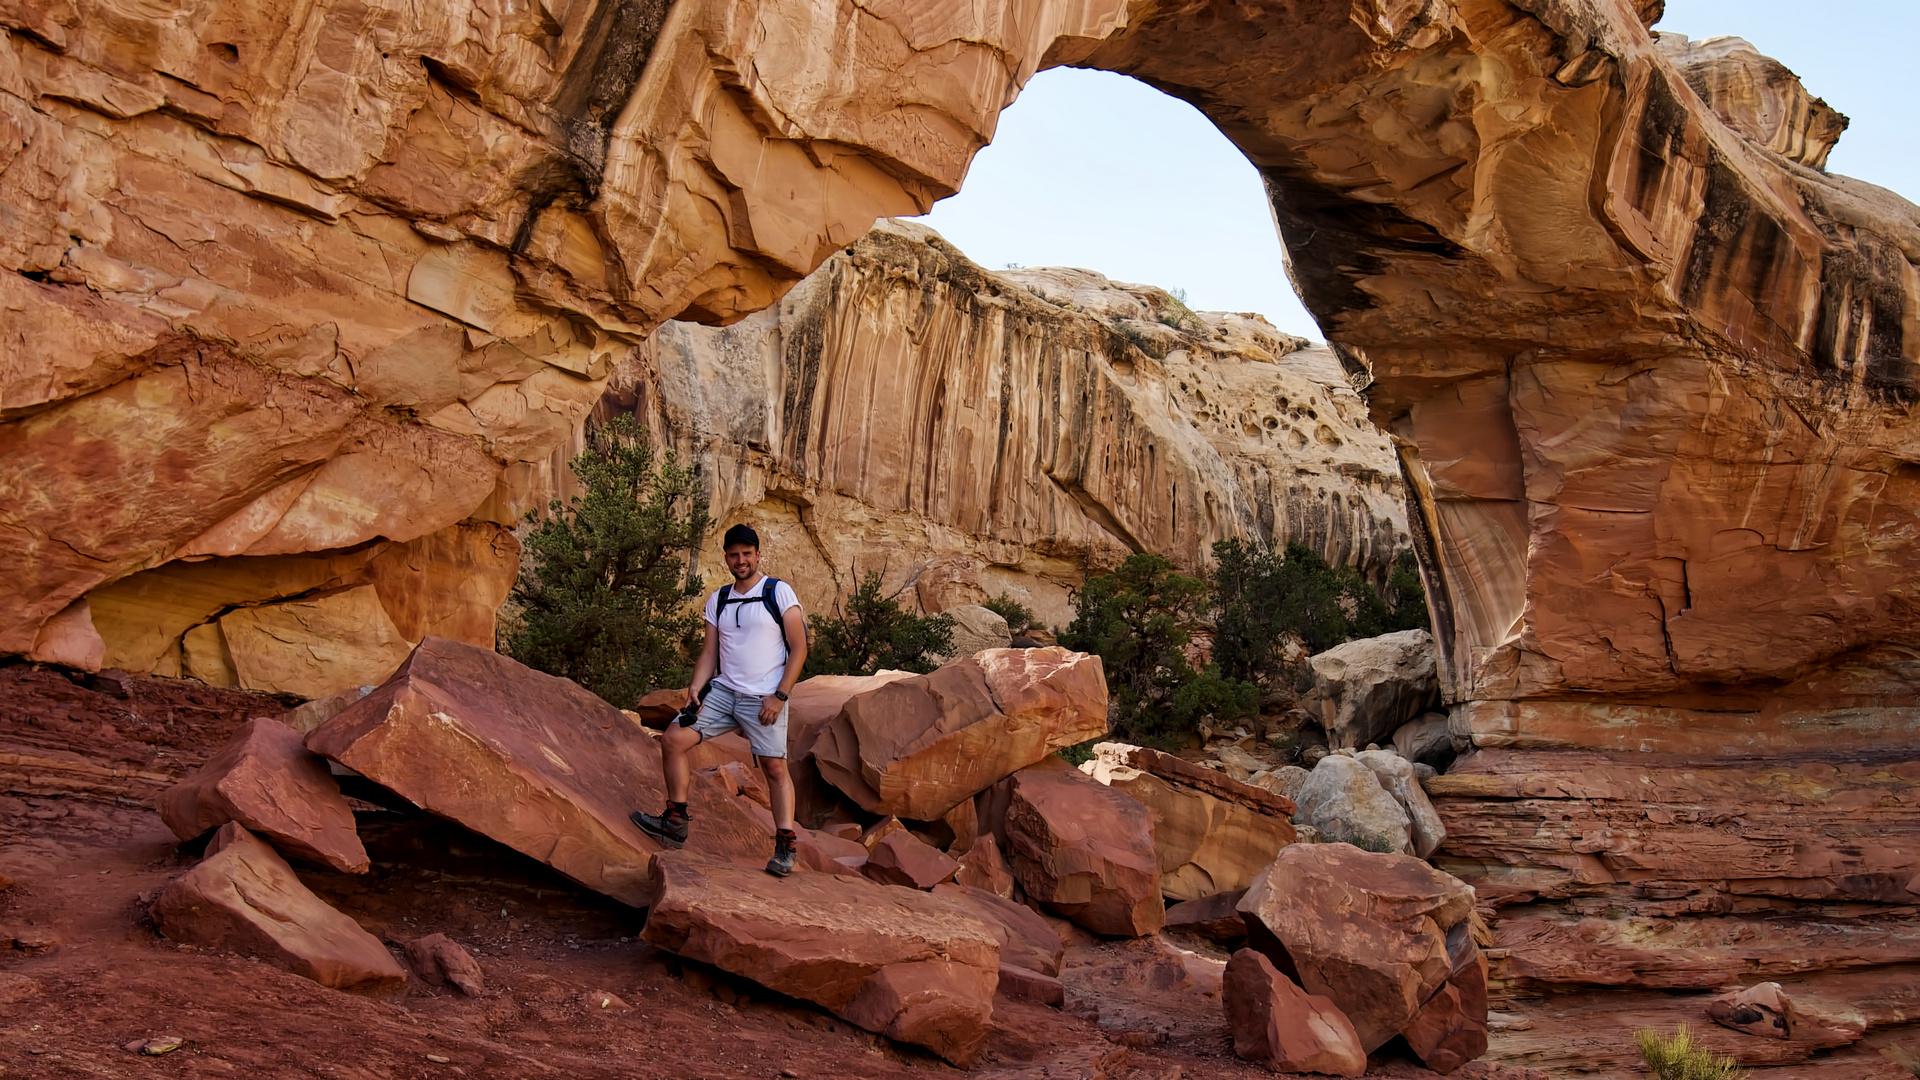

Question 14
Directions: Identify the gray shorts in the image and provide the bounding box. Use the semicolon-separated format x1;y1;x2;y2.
683;681;789;759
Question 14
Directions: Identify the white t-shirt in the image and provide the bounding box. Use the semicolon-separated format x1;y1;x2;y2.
705;576;802;696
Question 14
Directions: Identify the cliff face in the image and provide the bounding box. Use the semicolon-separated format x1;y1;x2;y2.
0;0;1120;689
621;221;1406;627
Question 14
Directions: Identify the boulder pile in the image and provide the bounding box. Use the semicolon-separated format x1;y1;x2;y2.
1235;844;1489;1074
140;634;1490;1072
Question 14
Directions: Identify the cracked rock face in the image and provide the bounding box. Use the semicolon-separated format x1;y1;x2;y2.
625;220;1410;628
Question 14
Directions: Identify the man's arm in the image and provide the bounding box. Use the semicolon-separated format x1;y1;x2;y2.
776;605;808;698
687;621;719;703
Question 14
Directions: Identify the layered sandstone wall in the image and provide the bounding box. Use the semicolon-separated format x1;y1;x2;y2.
609;221;1407;628
0;0;1133;691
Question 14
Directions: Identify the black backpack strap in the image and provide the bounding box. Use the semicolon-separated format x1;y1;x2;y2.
762;578;788;656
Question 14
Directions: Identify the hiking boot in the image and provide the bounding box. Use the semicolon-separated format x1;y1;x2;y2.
632;803;689;848
766;829;799;878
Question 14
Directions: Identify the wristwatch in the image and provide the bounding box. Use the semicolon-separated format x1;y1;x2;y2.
772;690;789;701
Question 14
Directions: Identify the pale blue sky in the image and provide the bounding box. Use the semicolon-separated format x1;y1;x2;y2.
914;1;1918;339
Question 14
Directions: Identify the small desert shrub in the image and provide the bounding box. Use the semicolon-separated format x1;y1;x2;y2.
983;594;1036;635
1158;288;1202;332
1635;1025;1747;1080
1113;321;1166;359
1060;553;1257;746
804;570;955;677
504;416;709;709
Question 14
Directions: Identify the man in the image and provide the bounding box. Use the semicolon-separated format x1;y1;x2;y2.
632;523;809;876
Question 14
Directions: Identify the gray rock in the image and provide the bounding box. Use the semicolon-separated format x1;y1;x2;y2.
1307;630;1439;749
1270;765;1311;804
1392;712;1455;771
1412;763;1438;783
1354;749;1446;859
932;604;1013;662
1291;755;1411;855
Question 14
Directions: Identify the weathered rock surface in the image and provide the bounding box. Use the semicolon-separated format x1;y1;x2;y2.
956;836;1017;899
159;717;367;874
863;830;959;890
1308;631;1438;750
1355;749;1446;860
640;851;1001;1066
1427;750;1920;909
1165;890;1250;945
1292;754;1413;856
1401;947;1490;1074
1707;981;1794;1040
77;525;518;699
995;964;1066;1008
635;221;1410;632
1660;35;1848;170
1223;947;1366;1077
1238;844;1480;1055
150;824;405;994
1006;760;1163;937
1094;746;1296;902
931;883;1064;977
307;638;767;906
784;670;917;825
934;605;1013;662
403;934;484;996
813;648;1106;820
1393;713;1455;771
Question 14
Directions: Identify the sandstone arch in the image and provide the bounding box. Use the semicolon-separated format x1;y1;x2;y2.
4;0;1919;734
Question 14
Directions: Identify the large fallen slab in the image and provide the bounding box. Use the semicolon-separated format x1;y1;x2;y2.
786;670;918;825
1306;630;1438;750
1224;947;1366;1076
1103;755;1295;902
159;716;368;874
307;637;768;906
150;823;405;994
1006;759;1163;936
813;648;1106;820
931;882;1065;977
640;851;1001;1066
1238;844;1480;1055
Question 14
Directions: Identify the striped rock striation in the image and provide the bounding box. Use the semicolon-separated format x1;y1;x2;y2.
618;220;1409;625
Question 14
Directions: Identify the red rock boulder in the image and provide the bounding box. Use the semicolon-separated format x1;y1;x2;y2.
1236;844;1480;1056
1005;759;1163;936
813;648;1106;820
1401;947;1490;1074
150;824;405;994
955;835;1016;898
640;851;1001;1066
1706;981;1794;1040
1224;947;1367;1076
786;671;919;824
159;717;368;874
307;637;768;907
1165;889;1249;944
864;830;960;889
403;933;484;996
931;883;1064;977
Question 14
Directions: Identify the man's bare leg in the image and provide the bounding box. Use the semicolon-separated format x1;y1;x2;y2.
760;756;796;833
662;723;699;803
631;723;703;848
